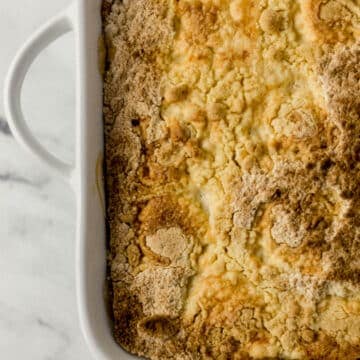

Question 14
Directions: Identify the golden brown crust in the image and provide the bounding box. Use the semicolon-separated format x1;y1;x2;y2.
103;0;360;359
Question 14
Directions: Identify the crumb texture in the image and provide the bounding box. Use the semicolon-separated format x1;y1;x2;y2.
103;0;360;358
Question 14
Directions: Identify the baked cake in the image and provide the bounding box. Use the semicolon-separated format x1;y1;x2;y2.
102;0;360;358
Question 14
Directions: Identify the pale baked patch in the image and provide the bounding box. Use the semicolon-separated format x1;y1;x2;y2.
103;0;360;359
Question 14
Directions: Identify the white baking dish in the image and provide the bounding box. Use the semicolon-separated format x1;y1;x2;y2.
4;1;130;359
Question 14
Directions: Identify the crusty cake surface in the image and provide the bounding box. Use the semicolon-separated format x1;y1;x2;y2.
102;0;360;358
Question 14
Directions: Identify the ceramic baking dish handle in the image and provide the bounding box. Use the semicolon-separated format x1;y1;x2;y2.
4;4;76;185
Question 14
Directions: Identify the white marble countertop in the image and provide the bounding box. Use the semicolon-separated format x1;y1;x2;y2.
0;1;90;359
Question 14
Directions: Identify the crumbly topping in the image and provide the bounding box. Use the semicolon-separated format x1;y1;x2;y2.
103;0;360;358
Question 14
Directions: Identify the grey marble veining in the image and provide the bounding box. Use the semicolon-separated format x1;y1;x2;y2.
0;1;91;359
0;116;11;136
